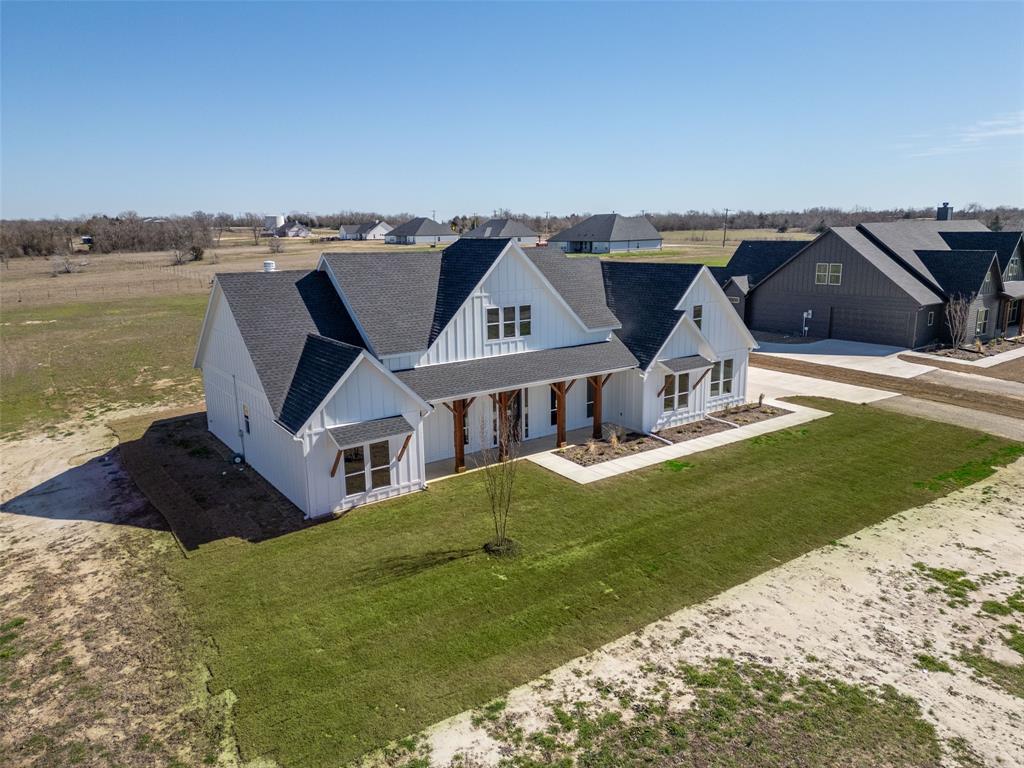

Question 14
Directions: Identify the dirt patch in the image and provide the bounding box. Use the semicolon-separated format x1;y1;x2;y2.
709;402;790;426
751;352;1024;420
111;410;313;550
924;336;1023;361
0;414;232;767
558;430;663;466
392;458;1024;768
899;352;1024;383
656;418;733;442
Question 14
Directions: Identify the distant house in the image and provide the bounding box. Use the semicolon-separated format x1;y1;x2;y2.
385;217;459;246
463;218;539;246
714;207;1023;347
339;221;393;241
550;214;662;254
274;221;312;238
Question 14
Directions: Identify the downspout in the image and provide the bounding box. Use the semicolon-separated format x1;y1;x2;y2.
232;374;245;459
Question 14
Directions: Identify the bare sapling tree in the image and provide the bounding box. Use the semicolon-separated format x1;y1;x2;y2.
244;212;263;245
945;295;971;350
268;237;283;254
473;400;522;555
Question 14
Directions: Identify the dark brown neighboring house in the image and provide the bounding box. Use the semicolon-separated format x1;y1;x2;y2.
715;207;1023;348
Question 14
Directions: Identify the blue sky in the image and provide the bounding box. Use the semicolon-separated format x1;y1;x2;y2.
2;1;1022;219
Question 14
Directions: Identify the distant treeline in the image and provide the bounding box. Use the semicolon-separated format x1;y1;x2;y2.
3;205;1021;259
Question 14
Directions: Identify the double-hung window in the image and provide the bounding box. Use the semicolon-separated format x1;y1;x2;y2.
662;373;690;412
815;263;842;285
710;359;734;397
692;304;703;330
486;304;532;340
343;440;393;496
975;308;990;336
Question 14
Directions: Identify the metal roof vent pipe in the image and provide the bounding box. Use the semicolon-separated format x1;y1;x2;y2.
263;260;277;273
936;202;953;221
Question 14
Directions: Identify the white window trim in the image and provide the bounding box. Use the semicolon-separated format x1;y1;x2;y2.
927;311;935;327
975;307;990;336
815;262;842;286
662;372;690;413
709;359;734;399
342;440;394;497
485;304;532;342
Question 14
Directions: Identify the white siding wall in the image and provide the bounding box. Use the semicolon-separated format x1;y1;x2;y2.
409;246;608;368
677;270;754;354
300;358;428;517
197;286;310;512
603;370;644;432
606;239;663;252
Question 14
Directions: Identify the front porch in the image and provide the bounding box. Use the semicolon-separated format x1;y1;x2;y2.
425;426;594;482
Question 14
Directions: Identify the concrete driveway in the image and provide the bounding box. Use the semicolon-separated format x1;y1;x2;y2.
754;339;932;378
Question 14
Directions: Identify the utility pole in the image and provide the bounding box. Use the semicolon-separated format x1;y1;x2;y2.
722;208;730;247
431;209;437;221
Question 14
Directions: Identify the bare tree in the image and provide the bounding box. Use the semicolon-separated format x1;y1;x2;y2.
945;295;972;350
244;212;263;245
214;212;233;246
268;237;283;254
473;400;522;555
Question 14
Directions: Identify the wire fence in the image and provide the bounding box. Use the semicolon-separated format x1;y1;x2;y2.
4;270;212;305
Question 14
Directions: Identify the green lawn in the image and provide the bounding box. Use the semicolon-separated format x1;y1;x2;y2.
0;295;206;437
170;400;1022;767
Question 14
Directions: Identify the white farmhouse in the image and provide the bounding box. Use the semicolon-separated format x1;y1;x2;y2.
550;213;662;253
463;218;539;246
194;239;755;518
384;217;459;245
338;221;393;240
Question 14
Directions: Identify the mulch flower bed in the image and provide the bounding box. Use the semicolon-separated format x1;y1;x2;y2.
710;403;790;426
657;418;734;443
930;337;1022;361
558;430;663;467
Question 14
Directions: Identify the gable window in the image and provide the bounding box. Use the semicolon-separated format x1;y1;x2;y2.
586;379;595;418
242;404;251;434
662;373;690;412
729;296;740;305
343;440;393;496
1009;254;1021;280
486;308;500;340
975;308;990;336
487;305;533;341
927;311;935;327
710;359;734;397
816;263;842;285
983;271;992;290
519;305;532;336
692;304;703;330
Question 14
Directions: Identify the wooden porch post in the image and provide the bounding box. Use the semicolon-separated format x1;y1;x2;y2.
452;398;466;472
497;390;511;459
588;375;602;439
550;381;567;448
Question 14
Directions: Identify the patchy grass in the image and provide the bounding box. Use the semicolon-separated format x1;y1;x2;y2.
915;654;952;673
166;399;1022;767
912;562;978;606
478;659;950;768
0;294;206;437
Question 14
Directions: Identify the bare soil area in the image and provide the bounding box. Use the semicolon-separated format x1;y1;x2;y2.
926;336;1023;361
386;458;1024;768
656;417;733;442
709;402;790;426
0;416;233;767
751;352;1024;420
900;353;1024;383
558;430;662;466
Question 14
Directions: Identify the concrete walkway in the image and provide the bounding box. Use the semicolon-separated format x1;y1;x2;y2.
527;399;830;484
747;366;897;403
907;343;1024;368
754;339;933;379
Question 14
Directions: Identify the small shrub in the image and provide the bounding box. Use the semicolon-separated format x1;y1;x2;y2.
915;654;952;673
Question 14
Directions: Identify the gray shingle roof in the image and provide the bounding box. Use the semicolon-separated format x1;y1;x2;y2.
600;261;703;370
463;218;538;238
830;227;944;305
394;337;638;402
550;213;661;243
1003;280;1024;299
326;415;414;448
660;355;712;372
722;240;808;286
857;219;989;292
339;221;389;236
278;335;364;433
387;217;453;237
938;231;1022;274
525;247;620;329
323;240;622;356
914;250;998;299
215;270;365;428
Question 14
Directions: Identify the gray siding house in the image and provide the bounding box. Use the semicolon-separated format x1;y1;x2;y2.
385;217;459;246
550;213;662;253
717;210;1023;348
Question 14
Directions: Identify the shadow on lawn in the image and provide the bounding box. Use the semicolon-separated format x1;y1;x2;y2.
114;412;316;552
350;547;481;586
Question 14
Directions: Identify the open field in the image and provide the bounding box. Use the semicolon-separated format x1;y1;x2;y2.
111;400;1023;767
1;228;814;308
1;295;207;437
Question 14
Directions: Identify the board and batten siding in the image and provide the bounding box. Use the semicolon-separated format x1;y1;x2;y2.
386;246;608;371
966;262;1003;342
198;286;310;513
747;230;922;347
300;358;427;517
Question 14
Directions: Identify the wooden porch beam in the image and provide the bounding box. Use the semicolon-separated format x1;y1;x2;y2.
452;398;466;472
588;375;604;440
396;432;413;462
549;381;568;448
329;449;343;478
692;367;711;389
